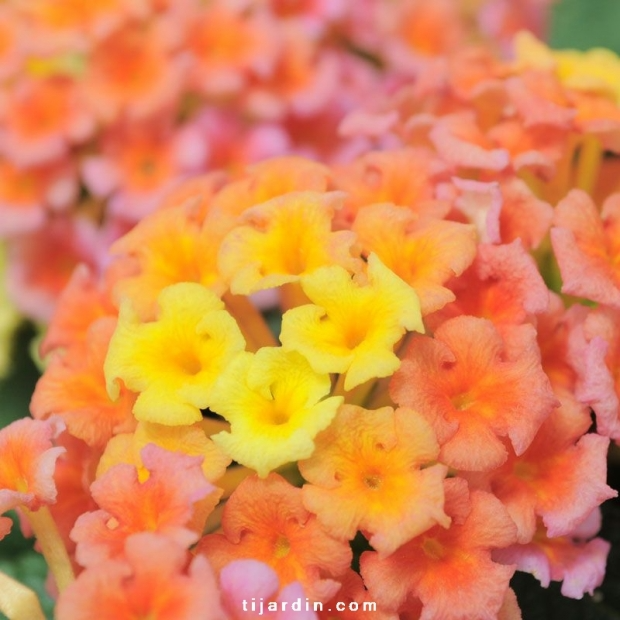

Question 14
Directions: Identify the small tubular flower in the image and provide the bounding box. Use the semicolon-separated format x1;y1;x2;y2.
84;22;182;121
110;199;228;321
495;511;611;600
0;76;93;167
211;156;331;219
391;316;558;471
435;240;550;327
300;405;449;556
39;264;117;357
71;444;220;567
280;253;423;390
197;473;351;601
360;478;518;618
0;418;76;592
31;317;137;448
56;533;223;620
96;420;231;485
105;282;245;426
464;401;616;543
209;347;342;478
218;191;359;295
551;189;620;308
332;148;449;225
571;305;620;440
0;418;65;512
352;204;477;315
320;570;398;620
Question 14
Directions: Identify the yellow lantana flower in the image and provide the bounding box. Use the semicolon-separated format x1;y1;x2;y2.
209;347;342;478
515;31;620;104
96;421;231;484
280;253;423;390
105;282;245;426
217;191;359;295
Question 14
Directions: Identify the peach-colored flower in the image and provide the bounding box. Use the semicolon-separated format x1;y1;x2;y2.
551;189;620;308
211;156;331;221
352;203;476;315
197;473;351;601
47;432;99;554
39;264;118;357
464;400;615;543
245;28;338;119
429;112;510;171
71;444;220;566
360;478;518;617
569;305;620;441
391;316;557;471
0;158;78;237
82;119;208;221
187;4;278;96
300;405;449;556
56;533;222;620
495;511;611;600
432;240;550;327
0;418;64;513
5;216;103;322
0;76;94;166
332;148;450;227
380;0;467;67
31;317;137;448
83;21;182;121
319;570;397;620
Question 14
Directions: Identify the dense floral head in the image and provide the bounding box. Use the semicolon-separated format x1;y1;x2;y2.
1;4;620;619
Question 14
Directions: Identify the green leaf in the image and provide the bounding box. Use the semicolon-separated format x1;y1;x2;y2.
549;0;620;54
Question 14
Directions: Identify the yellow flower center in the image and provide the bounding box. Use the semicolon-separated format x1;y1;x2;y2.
422;536;446;560
274;535;291;559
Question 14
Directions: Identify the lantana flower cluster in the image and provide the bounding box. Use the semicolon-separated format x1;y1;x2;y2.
0;0;553;328
4;6;620;620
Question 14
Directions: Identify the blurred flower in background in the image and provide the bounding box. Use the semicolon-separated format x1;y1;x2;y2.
0;0;556;327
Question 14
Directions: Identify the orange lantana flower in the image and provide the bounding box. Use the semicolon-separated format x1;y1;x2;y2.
31;317;136;448
0;418;64;513
197;473;351;601
361;478;517;618
56;533;222;620
301;404;449;556
391;316;557;471
71;444;219;567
